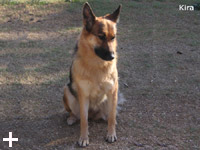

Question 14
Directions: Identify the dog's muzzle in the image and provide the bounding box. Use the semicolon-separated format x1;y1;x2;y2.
94;47;115;61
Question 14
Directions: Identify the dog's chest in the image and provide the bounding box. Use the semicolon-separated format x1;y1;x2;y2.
79;79;114;102
92;79;114;96
90;80;114;109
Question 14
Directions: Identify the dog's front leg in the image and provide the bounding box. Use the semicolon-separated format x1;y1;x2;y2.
106;83;118;143
78;91;89;147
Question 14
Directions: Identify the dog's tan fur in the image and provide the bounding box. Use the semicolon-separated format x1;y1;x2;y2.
63;2;121;147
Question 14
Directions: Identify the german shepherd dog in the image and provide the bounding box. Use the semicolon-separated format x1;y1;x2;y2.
63;2;122;147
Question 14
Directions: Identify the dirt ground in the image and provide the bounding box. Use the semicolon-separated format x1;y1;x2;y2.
0;0;200;149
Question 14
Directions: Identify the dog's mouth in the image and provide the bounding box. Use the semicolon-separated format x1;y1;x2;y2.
94;47;115;61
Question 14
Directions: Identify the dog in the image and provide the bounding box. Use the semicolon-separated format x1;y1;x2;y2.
63;2;122;147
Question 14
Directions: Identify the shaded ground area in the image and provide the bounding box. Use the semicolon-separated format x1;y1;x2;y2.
0;0;200;149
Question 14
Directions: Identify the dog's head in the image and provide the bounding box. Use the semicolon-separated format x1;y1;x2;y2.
82;2;121;61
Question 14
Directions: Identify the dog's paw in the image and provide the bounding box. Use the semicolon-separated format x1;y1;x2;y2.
67;116;77;125
106;133;117;143
78;137;89;147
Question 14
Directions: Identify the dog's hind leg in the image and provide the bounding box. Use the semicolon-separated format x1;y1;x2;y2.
94;100;109;121
63;86;80;125
67;112;78;125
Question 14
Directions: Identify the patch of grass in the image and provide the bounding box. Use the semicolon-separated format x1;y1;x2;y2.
89;0;121;16
168;63;177;68
19;41;43;48
153;1;163;9
0;0;18;5
171;0;200;5
67;0;84;13
188;40;200;47
70;0;88;2
120;26;154;41
143;29;153;37
156;0;166;2
58;27;82;35
0;0;66;5
167;29;177;37
0;40;7;48
67;0;119;16
28;0;48;5
122;1;144;9
0;68;7;72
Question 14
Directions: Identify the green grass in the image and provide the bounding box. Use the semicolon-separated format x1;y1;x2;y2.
58;27;82;36
19;41;43;48
0;0;66;5
172;0;200;4
0;40;7;48
67;0;120;16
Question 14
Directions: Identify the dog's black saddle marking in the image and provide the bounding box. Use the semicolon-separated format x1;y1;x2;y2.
67;63;77;98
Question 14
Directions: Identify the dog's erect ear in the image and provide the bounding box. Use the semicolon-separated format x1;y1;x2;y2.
106;5;122;23
83;2;96;32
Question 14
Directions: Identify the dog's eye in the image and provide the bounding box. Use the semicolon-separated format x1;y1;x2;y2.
111;36;115;40
98;35;106;40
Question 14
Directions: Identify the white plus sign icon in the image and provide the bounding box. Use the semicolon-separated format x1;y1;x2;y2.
3;132;18;147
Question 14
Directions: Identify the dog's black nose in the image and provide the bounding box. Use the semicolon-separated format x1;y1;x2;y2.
94;47;115;61
110;51;115;60
105;51;115;61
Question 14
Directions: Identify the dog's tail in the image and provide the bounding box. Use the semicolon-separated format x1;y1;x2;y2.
117;91;126;112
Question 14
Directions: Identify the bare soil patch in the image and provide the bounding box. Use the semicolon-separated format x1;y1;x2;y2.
0;0;200;149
